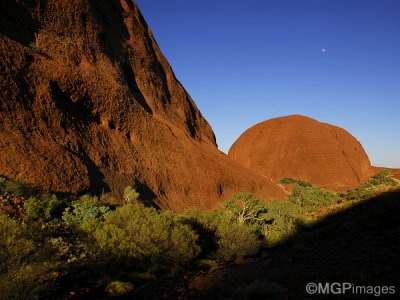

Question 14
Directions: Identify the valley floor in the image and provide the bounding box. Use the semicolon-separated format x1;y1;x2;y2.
136;191;400;299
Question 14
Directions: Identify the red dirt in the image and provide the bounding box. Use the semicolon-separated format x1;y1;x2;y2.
0;0;284;210
228;115;374;192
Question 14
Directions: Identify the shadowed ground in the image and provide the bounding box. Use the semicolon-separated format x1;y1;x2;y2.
134;190;400;299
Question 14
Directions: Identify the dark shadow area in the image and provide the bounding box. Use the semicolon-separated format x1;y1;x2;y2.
0;0;37;45
184;94;200;139
134;179;159;209
81;151;110;195
122;62;153;115
136;191;400;299
51;81;101;125
65;147;110;196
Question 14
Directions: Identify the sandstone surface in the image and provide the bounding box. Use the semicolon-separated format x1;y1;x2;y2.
229;115;374;191
0;0;284;209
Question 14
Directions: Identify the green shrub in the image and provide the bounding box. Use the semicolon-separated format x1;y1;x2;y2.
0;213;36;273
0;177;32;197
346;170;398;201
0;177;6;190
124;186;139;204
370;170;398;186
88;205;200;271
0;213;56;299
346;185;376;200
288;184;340;213
280;177;312;187
214;221;261;261
62;195;110;229
263;199;301;246
182;206;262;261
105;281;134;296
24;193;67;223
223;193;268;225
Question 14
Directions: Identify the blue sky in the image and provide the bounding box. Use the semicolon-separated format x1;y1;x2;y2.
136;0;400;167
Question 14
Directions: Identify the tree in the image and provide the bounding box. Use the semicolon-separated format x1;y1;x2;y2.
223;193;268;225
124;186;140;204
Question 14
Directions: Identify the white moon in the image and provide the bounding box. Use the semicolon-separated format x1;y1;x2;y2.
321;48;327;53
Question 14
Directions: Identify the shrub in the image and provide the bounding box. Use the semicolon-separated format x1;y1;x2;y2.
346;185;376;200
0;177;6;190
346;171;398;201
288;184;340;213
87;205;200;271
0;213;36;273
280;177;312;187
223;193;268;225
214;221;261;261
105;281;134;296
24;193;67;223
62;195;110;229
182;207;262;261
0;177;32;197
0;213;56;299
263;199;301;246
370;170;398;186
124;186;139;204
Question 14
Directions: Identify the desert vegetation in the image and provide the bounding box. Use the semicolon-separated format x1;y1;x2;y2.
0;170;398;298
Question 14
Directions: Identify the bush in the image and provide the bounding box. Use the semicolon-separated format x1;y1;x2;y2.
0;213;36;274
24;193;67;223
87;205;200;272
124;186;139;204
62;195;110;229
182;206;263;261
214;221;261;261
263;199;301;245
105;281;134;296
346;171;398;201
370;170;397;186
0;213;56;299
0;177;32;197
288;184;340;213
346;185;376;200
223;193;268;225
280;177;312;187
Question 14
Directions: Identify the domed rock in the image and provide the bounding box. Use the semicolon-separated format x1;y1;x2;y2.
228;115;374;191
0;0;284;210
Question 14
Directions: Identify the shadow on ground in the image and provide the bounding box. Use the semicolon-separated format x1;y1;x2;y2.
136;190;400;299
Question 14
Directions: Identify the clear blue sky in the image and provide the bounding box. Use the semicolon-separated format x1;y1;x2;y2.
136;0;400;168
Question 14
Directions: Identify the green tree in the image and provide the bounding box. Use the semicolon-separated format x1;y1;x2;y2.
62;195;110;229
223;193;268;225
24;193;67;223
87;205;200;271
124;186;140;204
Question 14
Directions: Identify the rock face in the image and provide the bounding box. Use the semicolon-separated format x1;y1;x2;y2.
229;115;374;191
0;0;284;210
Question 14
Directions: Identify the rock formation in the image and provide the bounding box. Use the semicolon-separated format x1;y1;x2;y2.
229;115;374;191
0;0;284;210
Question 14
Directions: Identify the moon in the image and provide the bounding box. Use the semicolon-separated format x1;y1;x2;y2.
321;48;327;53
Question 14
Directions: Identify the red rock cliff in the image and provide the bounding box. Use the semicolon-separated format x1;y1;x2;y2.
0;0;284;209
